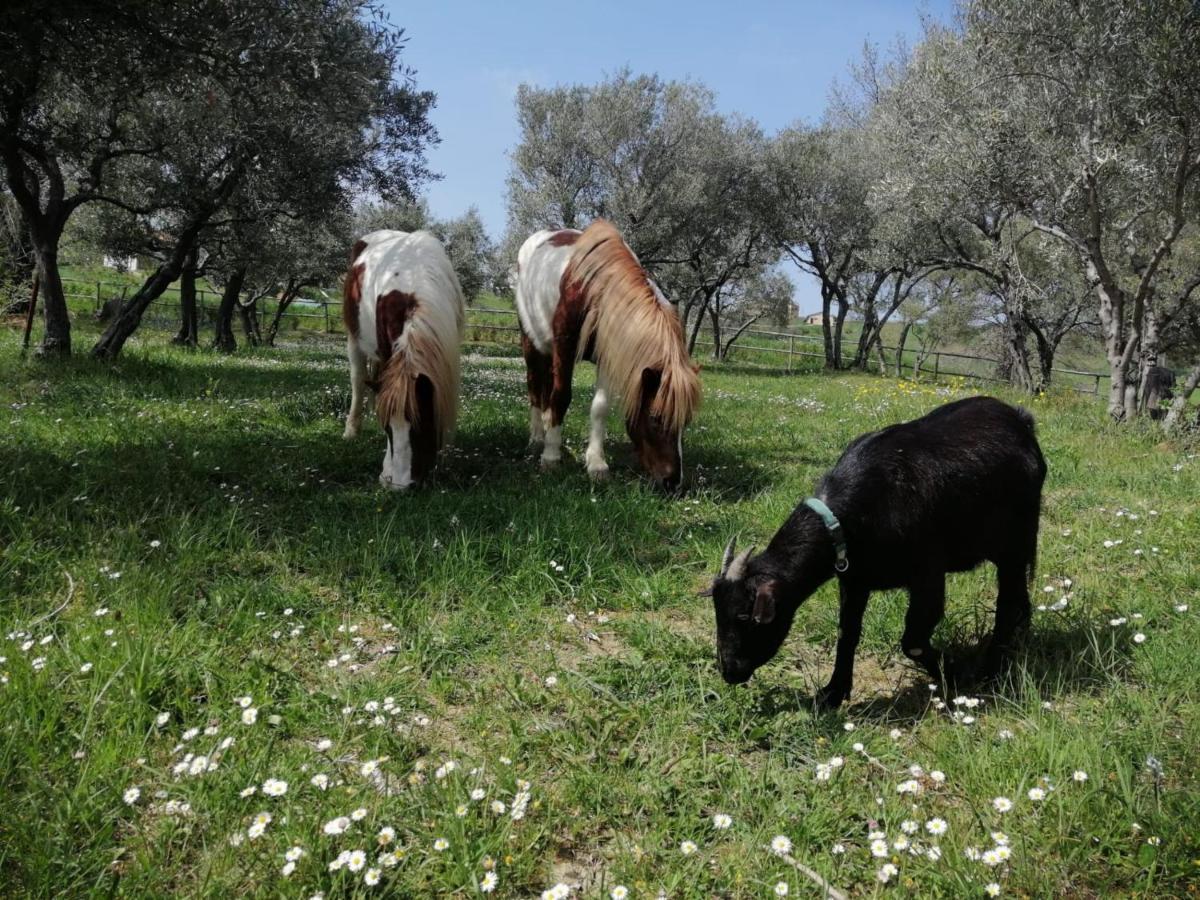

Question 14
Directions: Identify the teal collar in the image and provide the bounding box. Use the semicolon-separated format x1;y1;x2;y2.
803;497;849;573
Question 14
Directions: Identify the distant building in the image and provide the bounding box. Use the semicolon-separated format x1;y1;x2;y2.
803;311;823;325
102;254;139;272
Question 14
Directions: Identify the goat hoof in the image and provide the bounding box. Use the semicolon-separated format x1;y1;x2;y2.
539;456;562;470
587;463;610;481
343;425;360;440
815;683;849;710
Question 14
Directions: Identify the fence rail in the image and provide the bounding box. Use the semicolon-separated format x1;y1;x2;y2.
58;277;1109;394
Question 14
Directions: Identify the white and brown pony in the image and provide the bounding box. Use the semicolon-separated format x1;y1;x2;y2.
342;230;465;490
515;219;701;490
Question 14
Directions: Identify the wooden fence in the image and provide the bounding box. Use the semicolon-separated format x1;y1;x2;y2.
59;277;1108;395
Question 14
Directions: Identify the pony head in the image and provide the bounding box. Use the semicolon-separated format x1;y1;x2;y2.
627;363;699;492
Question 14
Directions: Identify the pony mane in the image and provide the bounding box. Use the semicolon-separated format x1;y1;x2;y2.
375;236;465;451
567;219;700;431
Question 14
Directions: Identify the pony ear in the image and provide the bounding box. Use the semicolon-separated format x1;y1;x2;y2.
752;579;780;624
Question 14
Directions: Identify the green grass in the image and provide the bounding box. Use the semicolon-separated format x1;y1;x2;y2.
1;320;1197;898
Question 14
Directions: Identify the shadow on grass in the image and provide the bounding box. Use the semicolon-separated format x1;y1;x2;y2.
758;618;1135;729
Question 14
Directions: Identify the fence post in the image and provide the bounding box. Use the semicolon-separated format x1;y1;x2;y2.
1094;374;1101;395
323;300;331;333
788;336;794;372
96;281;101;312
934;353;940;379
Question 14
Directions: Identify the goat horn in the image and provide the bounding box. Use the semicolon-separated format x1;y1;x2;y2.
725;546;755;583
720;536;737;576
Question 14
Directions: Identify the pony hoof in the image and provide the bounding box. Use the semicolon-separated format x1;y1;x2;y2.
539;456;561;470
587;464;610;481
343;426;359;440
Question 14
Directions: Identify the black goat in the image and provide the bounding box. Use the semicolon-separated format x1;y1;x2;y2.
707;396;1046;708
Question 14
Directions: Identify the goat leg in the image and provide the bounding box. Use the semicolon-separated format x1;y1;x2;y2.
817;586;869;710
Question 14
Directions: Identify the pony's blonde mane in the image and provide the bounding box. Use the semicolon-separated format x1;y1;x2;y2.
568;220;700;431
376;323;460;450
374;239;465;451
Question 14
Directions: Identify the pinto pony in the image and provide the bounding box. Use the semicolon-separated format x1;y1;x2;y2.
342;230;465;490
514;220;701;490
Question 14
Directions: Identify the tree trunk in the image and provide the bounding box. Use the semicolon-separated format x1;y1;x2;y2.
895;321;913;377
687;289;713;356
21;272;40;351
31;237;71;356
852;302;877;369
1136;300;1162;415
998;316;1035;392
264;280;300;346
1162;358;1200;431
721;315;761;360
1030;326;1056;391
832;298;849;370
238;297;261;346
708;302;721;361
820;288;835;369
212;267;247;353
93;218;210;359
1;144;71;356
172;246;200;347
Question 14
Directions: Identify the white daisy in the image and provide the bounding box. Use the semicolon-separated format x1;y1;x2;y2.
323;816;351;836
262;778;287;797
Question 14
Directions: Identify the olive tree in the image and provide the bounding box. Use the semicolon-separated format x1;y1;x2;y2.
957;0;1200;417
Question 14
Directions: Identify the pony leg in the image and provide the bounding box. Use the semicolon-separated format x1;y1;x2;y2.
542;342;576;468
585;375;610;479
529;406;545;444
521;334;551;447
344;335;368;439
380;416;413;491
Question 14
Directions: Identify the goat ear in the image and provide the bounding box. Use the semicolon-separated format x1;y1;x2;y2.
752;580;780;624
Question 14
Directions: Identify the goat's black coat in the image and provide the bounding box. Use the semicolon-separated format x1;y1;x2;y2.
710;396;1047;707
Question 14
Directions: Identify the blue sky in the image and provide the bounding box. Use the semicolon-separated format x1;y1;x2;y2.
383;1;953;312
